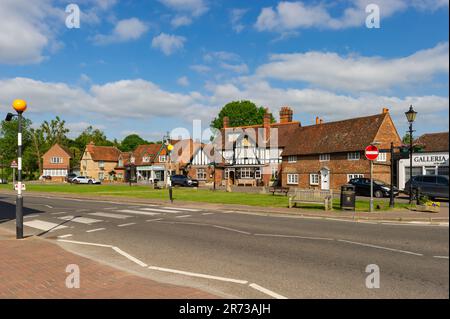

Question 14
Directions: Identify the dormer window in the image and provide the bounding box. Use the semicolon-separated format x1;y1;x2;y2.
130;157;135;164
142;156;150;163
159;155;166;162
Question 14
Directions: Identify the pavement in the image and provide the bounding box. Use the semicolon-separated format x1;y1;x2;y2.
0;192;448;299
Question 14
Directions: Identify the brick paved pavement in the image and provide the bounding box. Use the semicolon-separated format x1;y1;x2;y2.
0;229;216;299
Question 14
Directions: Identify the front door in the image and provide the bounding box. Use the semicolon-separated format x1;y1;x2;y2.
320;168;330;190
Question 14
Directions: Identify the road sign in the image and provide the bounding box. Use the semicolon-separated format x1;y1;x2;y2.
14;183;25;191
365;145;379;161
10;160;18;168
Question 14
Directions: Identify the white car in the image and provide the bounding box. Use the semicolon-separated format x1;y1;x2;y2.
72;176;100;184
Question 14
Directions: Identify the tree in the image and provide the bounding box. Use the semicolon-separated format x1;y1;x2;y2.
29;127;45;175
119;134;148;152
74;126;113;150
41;116;69;147
210;100;275;130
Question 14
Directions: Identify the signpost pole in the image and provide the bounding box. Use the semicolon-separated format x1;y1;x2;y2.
369;160;374;212
389;142;395;208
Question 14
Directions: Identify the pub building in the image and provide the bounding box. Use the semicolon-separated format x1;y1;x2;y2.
397;132;449;190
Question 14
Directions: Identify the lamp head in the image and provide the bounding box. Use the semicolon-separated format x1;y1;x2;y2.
405;105;417;123
12;99;27;113
5;113;14;122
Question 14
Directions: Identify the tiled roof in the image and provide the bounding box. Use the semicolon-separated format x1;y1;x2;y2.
86;143;121;162
415;132;449;152
43;143;72;158
282;113;389;156
132;144;163;166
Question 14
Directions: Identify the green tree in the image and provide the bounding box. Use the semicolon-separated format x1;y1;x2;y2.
210;100;275;130
119;134;148;152
41;116;69;147
74;126;113;150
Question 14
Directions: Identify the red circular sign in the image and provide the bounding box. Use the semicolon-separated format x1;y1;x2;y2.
365;145;379;161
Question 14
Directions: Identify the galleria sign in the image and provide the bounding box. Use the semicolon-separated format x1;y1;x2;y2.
413;155;449;165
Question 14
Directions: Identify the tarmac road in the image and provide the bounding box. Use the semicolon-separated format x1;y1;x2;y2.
0;193;448;299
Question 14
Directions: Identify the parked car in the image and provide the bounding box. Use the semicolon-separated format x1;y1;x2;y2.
72;176;101;184
170;175;199;187
404;175;449;200
39;175;52;181
66;173;77;183
348;178;399;198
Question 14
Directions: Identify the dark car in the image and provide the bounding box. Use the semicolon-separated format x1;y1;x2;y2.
66;173;77;183
170;175;199;187
404;175;449;200
349;178;399;198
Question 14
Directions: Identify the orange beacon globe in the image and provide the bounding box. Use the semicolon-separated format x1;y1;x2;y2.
12;99;27;113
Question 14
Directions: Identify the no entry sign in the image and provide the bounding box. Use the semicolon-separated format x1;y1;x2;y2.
365;145;379;161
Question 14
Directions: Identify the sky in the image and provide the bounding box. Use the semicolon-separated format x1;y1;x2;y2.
0;0;448;142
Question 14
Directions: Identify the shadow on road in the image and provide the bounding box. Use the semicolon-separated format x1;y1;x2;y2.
0;195;45;224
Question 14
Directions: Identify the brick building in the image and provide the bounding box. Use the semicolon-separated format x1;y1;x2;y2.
41;144;72;182
80;142;121;182
281;109;402;190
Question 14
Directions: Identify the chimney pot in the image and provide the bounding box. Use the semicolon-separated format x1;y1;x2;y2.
315;117;320;125
279;106;293;123
382;107;389;114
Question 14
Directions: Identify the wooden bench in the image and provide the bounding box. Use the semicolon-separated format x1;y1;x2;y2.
288;189;333;211
269;186;290;196
236;179;256;187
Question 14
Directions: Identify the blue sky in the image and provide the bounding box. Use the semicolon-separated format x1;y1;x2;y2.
0;0;448;142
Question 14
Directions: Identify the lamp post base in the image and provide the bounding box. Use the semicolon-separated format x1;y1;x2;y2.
16;195;23;239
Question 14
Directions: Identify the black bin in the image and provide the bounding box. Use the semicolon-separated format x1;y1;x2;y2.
340;184;356;211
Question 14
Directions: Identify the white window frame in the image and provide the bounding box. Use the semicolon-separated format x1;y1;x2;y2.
347;174;364;182
159;155;166;162
376;152;387;162
319;154;330;162
142;156;150;163
50;157;63;164
347;152;360;161
98;160;105;168
287;174;299;185
288;155;297;163
255;169;262;180
309;173;319;185
197;168;207;180
240;167;253;179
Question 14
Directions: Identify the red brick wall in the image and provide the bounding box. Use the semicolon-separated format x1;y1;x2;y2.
188;166;223;185
42;145;71;170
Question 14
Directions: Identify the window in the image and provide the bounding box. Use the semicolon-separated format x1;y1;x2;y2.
118;159;123;167
347;174;364;182
50;157;63;164
130;157;135;164
425;167;436;175
98;161;104;168
423;176;436;183
319;154;330;162
310;174;319;185
255;170;262;179
98;172;104;180
405;167;423;182
197;168;207;180
240;168;253;179
347;152;360;160
271;166;278;179
142;156;150;163
287;174;299;185
159;155;166;162
376;152;387;162
438;166;449;176
288;155;297;163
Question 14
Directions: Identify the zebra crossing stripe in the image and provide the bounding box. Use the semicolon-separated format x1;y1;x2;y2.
89;212;132;219
58;216;103;224
24;220;68;231
139;208;182;213
116;210;162;216
161;207;200;212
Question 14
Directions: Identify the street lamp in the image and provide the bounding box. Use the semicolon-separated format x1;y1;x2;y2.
405;105;417;204
5;99;27;239
208;161;216;191
164;134;174;203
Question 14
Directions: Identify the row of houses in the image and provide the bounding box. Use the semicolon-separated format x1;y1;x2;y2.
41;107;449;190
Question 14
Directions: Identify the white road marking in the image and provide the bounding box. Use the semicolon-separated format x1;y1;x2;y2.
24;215;39;219
433;256;449;259
254;233;334;241
338;239;423;256
146;218;164;222
148;266;248;284
112;247;148;267
213;225;251;235
140;208;182;214
57;234;73;239
51;212;68;215
89;212;132;220
24;220;67;231
75;209;89;213
249;283;288;299
57;239;112;248
86;228;106;233
116;209;162;216
45;205;53;209
175;215;191;218
162;207;200;212
103;207;119;210
117;222;136;227
202;213;214;216
58;216;103;224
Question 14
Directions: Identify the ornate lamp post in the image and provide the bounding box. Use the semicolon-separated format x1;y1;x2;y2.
5;99;27;239
405;105;417;204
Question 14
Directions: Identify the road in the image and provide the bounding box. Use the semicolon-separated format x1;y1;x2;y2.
0;193;448;299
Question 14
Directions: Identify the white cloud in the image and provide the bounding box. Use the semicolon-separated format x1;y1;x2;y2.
230;8;248;33
190;64;212;73
0;0;62;64
159;0;208;17
92;18;149;45
203;51;240;63
152;33;186;55
255;0;448;32
177;76;190;86
220;62;249;74
256;42;449;92
171;15;193;27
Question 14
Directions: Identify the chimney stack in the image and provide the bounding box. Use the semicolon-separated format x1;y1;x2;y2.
382;107;389;114
263;108;271;141
279;106;293;123
315;116;320;125
223;116;229;129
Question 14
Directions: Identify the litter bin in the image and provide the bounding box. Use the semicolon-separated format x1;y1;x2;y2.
340;184;356;211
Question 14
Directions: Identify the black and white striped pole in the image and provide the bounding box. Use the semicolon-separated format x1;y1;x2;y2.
5;99;27;239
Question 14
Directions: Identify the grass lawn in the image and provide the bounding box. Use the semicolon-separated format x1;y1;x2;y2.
0;183;411;212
